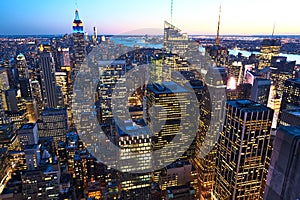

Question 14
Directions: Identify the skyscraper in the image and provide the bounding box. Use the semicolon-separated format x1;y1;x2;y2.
37;108;68;145
92;26;98;44
97;60;127;124
164;21;189;56
191;67;226;200
278;79;300;127
5;89;18;113
117;120;152;199
268;56;295;127
250;78;271;106
213;100;273;200
24;144;41;171
259;39;281;69
146;82;195;183
17;123;38;149
39;48;58;108
0;67;10;113
227;61;243;86
16;53;29;80
72;9;86;75
58;47;71;67
280;79;300;110
264;126;300;200
19;78;33;99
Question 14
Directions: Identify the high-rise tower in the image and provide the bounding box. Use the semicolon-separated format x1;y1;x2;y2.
213;100;273;200
259;39;281;69
72;9;86;76
92;26;98;44
264;126;300;200
73;9;84;34
39;47;58;108
16;53;29;79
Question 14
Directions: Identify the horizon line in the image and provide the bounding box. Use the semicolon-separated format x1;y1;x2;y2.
1;34;300;37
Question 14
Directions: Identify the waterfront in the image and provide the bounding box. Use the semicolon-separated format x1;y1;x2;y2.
111;36;300;65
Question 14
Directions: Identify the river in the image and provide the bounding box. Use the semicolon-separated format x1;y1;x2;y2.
110;37;300;65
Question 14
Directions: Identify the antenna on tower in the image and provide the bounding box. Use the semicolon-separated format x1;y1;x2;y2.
215;4;221;46
171;0;174;24
272;22;276;37
75;0;78;9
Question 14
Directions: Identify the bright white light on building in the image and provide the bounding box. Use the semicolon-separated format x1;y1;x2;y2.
227;77;237;90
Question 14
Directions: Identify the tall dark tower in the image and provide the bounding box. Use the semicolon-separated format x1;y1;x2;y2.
72;9;86;76
39;46;58;108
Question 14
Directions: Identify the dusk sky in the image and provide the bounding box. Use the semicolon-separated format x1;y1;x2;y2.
1;0;300;35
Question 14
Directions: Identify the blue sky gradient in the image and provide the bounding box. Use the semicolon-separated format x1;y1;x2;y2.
1;0;300;35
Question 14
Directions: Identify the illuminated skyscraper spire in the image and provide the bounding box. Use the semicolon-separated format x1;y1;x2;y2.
215;4;221;46
73;9;84;33
75;9;80;20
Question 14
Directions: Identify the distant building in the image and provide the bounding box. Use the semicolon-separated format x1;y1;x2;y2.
227;83;252;101
37;108;68;145
278;109;300;126
39;49;58;108
0;148;11;194
17;123;38;149
0;123;18;150
92;26;98;44
159;160;193;191
278;79;300;127
0;67;10;114
25;99;38;122
22;163;60;199
73;149;96;196
57;47;71;67
250;78;271;106
259;38;281;69
264;126;300;200
5;89;18;112
16;53;29;80
19;78;33;99
165;184;195;200
164;21;189;55
97;60;127;124
24;144;41;171
227;61;243;85
279;78;300;110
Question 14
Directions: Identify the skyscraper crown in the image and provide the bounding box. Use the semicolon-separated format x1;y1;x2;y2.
73;9;84;33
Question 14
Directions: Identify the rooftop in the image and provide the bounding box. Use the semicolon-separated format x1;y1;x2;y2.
20;123;36;130
24;144;41;150
279;126;300;137
148;81;189;95
261;38;281;47
228;99;271;112
285;109;300;117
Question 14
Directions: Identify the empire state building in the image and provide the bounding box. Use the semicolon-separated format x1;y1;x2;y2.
72;9;86;77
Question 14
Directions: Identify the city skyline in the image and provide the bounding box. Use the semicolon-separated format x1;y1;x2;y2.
1;0;300;35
